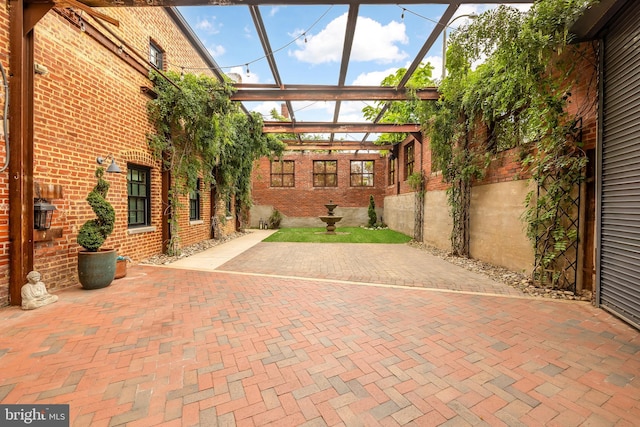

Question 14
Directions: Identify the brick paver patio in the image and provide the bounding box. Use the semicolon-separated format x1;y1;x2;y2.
0;243;638;426
215;243;525;296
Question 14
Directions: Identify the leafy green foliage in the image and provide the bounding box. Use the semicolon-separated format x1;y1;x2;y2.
417;0;596;279
367;195;377;227
77;167;116;252
268;208;283;229
362;63;435;145
147;70;285;254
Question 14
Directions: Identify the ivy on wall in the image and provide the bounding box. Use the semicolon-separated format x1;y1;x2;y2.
147;70;285;254
417;0;597;284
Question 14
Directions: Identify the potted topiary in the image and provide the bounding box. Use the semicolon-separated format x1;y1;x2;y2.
77;167;117;289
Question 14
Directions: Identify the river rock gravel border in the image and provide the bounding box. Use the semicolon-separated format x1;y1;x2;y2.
408;241;593;302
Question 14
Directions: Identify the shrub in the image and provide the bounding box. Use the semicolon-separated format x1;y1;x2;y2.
367;195;377;227
268;208;283;229
77;167;115;252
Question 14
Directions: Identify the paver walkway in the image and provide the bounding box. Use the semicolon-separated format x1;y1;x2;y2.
215;243;525;296
0;241;639;426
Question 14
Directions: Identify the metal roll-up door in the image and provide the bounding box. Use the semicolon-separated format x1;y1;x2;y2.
600;0;640;329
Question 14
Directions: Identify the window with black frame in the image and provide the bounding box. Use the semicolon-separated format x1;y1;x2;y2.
350;160;374;187
127;164;151;227
388;156;396;185
405;143;414;179
189;178;201;221
226;196;233;217
313;160;338;187
149;41;164;70
271;160;295;187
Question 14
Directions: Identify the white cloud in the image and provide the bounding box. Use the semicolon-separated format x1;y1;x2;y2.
195;17;222;35
290;13;408;64
250;101;282;119
351;58;441;86
208;44;226;58
291;101;335;115
351;67;399;85
269;6;281;17
424;55;443;82
340;112;368;123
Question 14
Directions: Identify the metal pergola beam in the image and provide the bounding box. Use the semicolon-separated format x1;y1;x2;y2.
331;4;359;141
249;5;297;124
231;86;439;101
283;141;392;150
77;0;534;6
286;144;392;150
262;122;420;133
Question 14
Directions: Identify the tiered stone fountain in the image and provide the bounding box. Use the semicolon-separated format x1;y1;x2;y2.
319;200;343;234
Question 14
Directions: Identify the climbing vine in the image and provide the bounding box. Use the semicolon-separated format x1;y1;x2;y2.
407;171;426;242
362;63;435;145
417;0;597;283
147;70;284;254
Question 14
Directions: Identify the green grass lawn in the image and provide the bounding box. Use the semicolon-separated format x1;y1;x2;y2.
262;227;412;244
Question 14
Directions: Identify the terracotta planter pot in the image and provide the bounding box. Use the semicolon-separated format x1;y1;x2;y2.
77;248;117;290
115;259;127;279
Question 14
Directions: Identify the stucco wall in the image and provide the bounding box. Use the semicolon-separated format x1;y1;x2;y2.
469;180;534;272
387;182;533;272
383;193;415;238
423;190;452;251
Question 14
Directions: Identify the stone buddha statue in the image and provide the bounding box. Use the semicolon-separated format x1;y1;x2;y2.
21;271;58;310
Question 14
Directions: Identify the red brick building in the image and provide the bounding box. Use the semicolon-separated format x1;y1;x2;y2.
0;7;235;305
251;151;386;227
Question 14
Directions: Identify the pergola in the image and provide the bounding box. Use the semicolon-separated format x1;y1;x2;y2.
7;0;531;301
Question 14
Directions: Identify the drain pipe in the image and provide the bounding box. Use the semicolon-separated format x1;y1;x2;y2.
0;62;8;173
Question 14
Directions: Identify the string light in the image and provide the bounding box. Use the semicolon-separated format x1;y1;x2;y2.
167;5;333;75
401;8;405;21
396;5;444;27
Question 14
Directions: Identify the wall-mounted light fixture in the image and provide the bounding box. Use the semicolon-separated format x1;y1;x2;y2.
34;199;56;230
34;63;49;76
96;154;122;173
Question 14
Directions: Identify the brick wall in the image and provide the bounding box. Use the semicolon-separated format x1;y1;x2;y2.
251;152;386;226
383;42;598;272
0;8;228;303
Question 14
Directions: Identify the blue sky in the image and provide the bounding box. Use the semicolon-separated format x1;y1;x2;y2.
178;3;531;129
